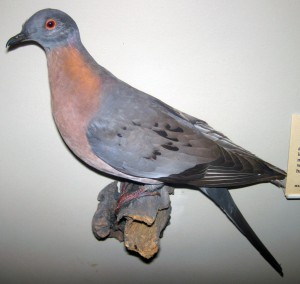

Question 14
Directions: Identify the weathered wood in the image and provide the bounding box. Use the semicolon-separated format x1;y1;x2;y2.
124;206;171;258
92;181;124;241
92;181;173;258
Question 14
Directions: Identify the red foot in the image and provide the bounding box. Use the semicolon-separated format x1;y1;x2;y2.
115;183;160;213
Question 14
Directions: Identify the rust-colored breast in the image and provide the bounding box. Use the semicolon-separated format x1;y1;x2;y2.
46;46;160;184
47;46;101;164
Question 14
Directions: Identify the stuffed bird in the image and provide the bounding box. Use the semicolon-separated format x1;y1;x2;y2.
7;9;285;276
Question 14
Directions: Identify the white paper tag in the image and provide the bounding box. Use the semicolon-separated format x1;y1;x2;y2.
285;114;300;199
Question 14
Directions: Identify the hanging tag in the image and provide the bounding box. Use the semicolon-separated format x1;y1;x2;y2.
285;114;300;199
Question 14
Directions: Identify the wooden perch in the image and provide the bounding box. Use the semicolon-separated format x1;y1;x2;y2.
92;181;173;259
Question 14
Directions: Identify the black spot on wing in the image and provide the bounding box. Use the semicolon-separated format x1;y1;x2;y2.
165;124;184;133
167;137;179;142
161;144;179;151
153;129;168;138
144;149;162;160
153;129;179;142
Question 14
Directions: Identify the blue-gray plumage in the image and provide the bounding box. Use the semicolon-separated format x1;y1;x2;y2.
6;8;285;276
87;86;284;186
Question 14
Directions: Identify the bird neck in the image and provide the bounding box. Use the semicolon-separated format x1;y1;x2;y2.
46;41;99;82
46;41;102;102
46;41;102;134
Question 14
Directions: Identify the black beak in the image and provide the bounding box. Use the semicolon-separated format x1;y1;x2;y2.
6;32;28;48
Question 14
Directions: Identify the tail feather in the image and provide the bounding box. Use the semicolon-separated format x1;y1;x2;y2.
199;187;283;277
271;179;286;188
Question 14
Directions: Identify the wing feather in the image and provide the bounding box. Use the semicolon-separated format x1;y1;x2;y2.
87;79;285;187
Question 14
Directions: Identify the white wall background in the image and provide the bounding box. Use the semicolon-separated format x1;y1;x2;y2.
1;1;299;283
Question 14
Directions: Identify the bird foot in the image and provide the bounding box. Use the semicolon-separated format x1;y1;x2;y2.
92;181;173;259
115;182;162;213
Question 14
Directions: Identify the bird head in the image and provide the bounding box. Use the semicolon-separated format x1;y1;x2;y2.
6;8;80;50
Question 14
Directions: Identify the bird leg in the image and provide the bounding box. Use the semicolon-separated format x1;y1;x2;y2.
115;182;162;213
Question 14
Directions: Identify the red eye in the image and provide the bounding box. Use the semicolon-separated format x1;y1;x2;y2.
45;19;56;30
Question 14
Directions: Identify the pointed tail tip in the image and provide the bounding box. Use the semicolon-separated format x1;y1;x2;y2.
277;265;284;277
272;261;283;277
199;187;284;277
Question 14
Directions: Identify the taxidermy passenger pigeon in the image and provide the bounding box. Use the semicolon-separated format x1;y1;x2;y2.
7;9;285;276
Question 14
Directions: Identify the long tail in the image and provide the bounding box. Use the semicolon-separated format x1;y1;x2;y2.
199;187;283;277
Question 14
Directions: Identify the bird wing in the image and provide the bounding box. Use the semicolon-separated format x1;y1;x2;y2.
87;78;285;186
